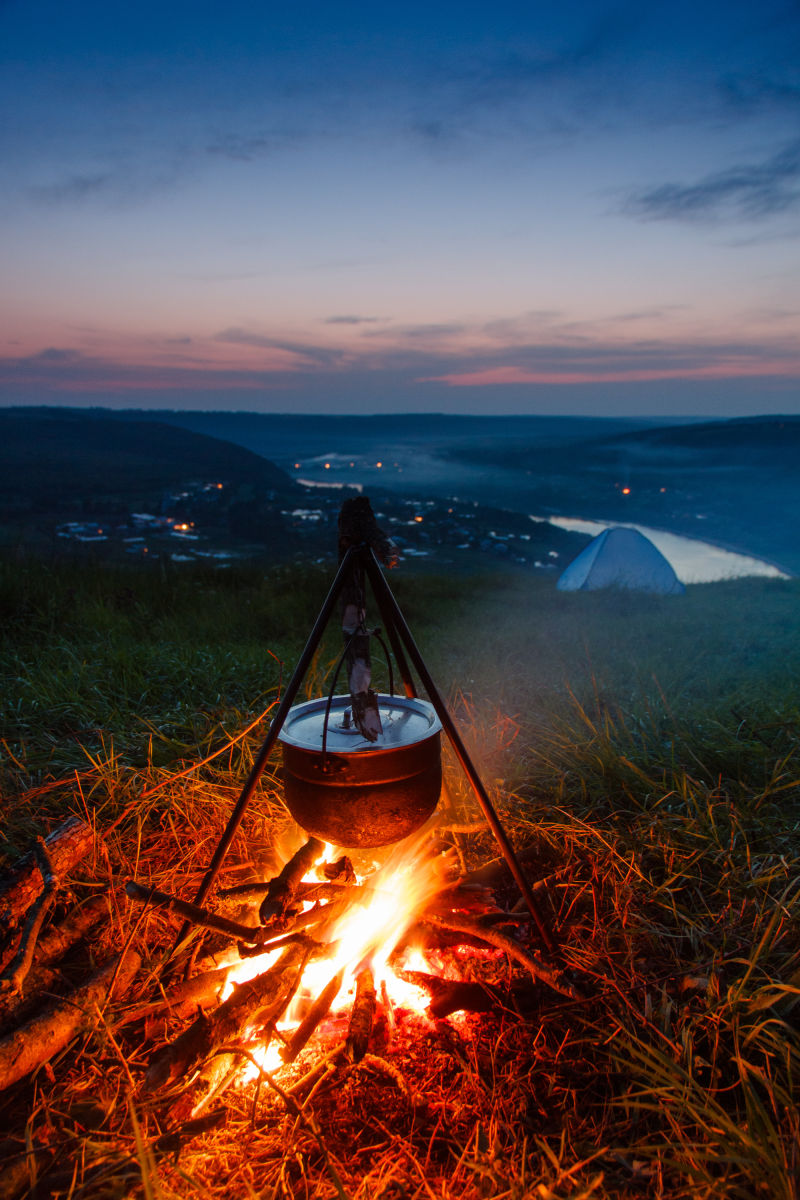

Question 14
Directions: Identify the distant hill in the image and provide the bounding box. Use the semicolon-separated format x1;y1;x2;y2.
117;409;656;461
448;415;800;573
0;407;296;514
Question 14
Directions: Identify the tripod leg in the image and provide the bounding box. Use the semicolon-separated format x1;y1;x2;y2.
364;550;557;956
167;547;359;961
365;553;417;699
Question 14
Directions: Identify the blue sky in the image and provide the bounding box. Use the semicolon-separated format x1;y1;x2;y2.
1;0;799;415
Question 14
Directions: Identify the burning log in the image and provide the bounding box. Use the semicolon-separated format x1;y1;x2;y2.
0;947;140;1092
281;967;345;1064
144;941;312;1091
398;969;537;1019
345;967;376;1062
115;962;233;1031
0;816;94;934
259;837;325;923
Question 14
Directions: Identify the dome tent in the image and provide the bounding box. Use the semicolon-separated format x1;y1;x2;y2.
556;526;685;595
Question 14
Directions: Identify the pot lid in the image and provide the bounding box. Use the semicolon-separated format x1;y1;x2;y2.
278;694;441;753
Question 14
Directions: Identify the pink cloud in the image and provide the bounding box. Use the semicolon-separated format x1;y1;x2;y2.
423;360;800;386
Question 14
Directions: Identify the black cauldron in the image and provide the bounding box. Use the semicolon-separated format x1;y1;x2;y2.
278;694;442;848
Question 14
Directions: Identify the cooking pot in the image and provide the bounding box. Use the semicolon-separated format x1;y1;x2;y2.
278;694;442;848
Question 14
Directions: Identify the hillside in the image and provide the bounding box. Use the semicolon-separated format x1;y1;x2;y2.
0;408;295;514
0;407;590;571
446;415;800;574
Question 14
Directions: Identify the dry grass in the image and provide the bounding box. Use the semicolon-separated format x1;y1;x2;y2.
1;710;798;1200
2;563;799;1198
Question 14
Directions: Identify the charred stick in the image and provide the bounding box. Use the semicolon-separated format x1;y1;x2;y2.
397;921;492;952
281;968;345;1064
397;969;536;1019
125;880;265;944
420;915;584;1001
345;967;376;1063
144;941;312;1092
218;881;271;900
263;894;352;942
0;838;58;996
259;837;324;923
400;969;498;1014
237;930;333;959
114;964;232;1030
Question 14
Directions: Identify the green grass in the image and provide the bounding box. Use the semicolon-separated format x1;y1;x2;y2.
1;557;799;1199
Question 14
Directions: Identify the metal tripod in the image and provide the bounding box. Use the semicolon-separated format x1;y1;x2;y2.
174;542;556;957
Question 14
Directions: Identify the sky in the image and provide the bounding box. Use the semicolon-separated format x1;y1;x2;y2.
1;0;799;417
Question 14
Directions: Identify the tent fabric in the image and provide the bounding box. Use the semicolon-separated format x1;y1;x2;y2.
556;526;685;594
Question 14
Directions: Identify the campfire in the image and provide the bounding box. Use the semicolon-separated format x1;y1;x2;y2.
0;497;579;1196
124;830;575;1115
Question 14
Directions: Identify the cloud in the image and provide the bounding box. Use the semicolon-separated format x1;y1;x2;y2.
719;73;800;116
28;347;84;363
205;127;308;161
213;326;346;368
5;304;800;403
323;315;382;325
625;139;800;223
28;173;115;205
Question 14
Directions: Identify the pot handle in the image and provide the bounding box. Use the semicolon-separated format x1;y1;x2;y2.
321;628;396;760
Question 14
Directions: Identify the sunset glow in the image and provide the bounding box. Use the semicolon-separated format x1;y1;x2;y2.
1;1;799;416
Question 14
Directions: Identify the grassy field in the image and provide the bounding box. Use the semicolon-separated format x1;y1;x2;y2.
1;557;799;1199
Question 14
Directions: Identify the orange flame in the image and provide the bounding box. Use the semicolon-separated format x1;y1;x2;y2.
223;835;452;1079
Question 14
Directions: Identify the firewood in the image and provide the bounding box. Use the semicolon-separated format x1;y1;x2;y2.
0;947;140;1092
420;914;584;1001
0;839;57;996
397;921;492;952
114;963;233;1030
0;817;94;933
399;969;497;1014
25;891;109;967
322;856;356;884
398;969;537;1018
144;941;312;1091
345;967;376;1062
259;837;324;923
0;894;110;1030
218;877;356;911
124;879;265;943
281;967;344;1064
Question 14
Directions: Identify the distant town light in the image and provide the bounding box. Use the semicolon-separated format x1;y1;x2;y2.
324;462;331;469
414;515;423;523
294;463;300;469
376;461;382;468
622;487;631;495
